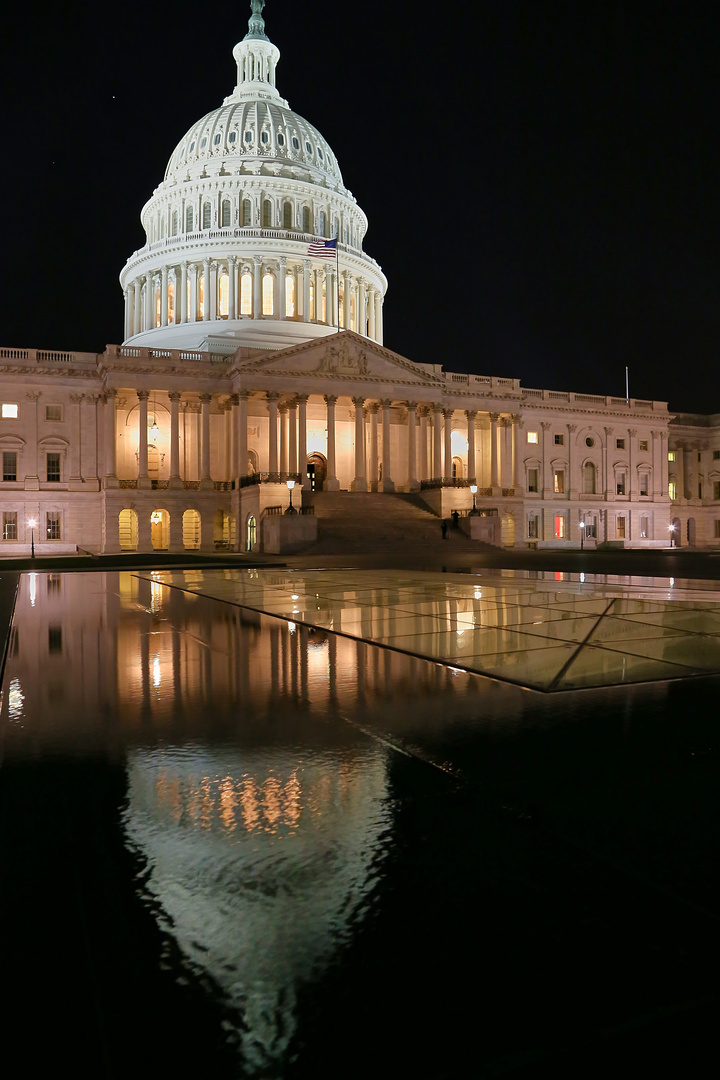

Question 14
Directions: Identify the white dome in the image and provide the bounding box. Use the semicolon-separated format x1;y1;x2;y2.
119;1;387;353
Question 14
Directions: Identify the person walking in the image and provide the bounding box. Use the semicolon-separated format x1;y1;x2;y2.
441;519;448;540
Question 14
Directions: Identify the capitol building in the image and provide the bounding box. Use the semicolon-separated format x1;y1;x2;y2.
1;1;718;556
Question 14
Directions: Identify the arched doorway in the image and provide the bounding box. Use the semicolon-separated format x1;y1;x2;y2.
118;509;138;550
183;509;201;549
150;509;169;550
452;456;464;479
246;514;257;551
306;452;327;492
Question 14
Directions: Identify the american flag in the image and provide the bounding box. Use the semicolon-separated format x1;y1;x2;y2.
307;238;337;258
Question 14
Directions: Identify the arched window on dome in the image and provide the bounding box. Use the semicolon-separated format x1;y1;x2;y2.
283;201;293;229
333;217;339;240
219;272;229;318
198;274;205;319
285;275;295;317
303;205;311;233
309;280;315;321
221;200;231;228
262;200;272;228
186;205;194;232
240;273;252;315
168;282;175;324
241;199;252;227
171;211;178;236
318;210;326;237
155;287;161;328
202;202;211;230
262;273;274;315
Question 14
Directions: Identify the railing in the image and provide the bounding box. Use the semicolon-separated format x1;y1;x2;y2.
0;346;97;367
420;477;472;490
213;481;234;491
151;479;169;489
112;345;229;364
263;505;284;516
183;480;200;490
119;480;138;488
501;487;516;497
239;471;302;488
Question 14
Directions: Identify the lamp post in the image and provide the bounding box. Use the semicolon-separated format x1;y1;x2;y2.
285;479;297;514
28;517;36;559
469;484;478;516
579;520;585;552
668;523;676;548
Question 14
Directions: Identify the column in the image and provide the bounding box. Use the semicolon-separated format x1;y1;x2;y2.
628;428;637;497
381;399;394;491
24;391;40;489
169;391;182;488
419;405;429;482
325;394;340;490
288;399;298;475
376;293;383;344
368;287;376;340
433;405;443;481
161;266;168;325
104;389;118;486
133;281;141;336
279;403;289;474
69;393;84;487
676;444;685;499
342;271;350;329
237;391;248;482
199;393;212;489
203;258;211;321
443;408;453;481
352;396;367;491
302;260;310;322
406;402;418;491
278;257;286;321
228;258;236;320
567;423;577;499
358;280;367;337
512;415;524;491
660;431;669;498
368;403;379;490
253;255;262;319
297;394;309;488
137;390;150;488
180;262;188;323
145;274;154;330
603;427;614;500
466;410;477;484
266;392;279;474
490;413;501;491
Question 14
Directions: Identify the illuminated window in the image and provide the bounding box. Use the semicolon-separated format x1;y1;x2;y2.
640;472;649;496
240;273;252;315
219;273;229;317
554;515;565;539
167;282;175;324
221;200;231;227
3;452;17;481
283;202;293;228
285;274;295;317
2;511;17;540
262;200;272;227
583;461;596;494
584;516;597;538
262;273;274;315
616;472;626;496
309;279;315;320
155;287;161;327
616;516;626;539
46;453;61;482
1;404;18;419
528;517;538;538
553;470;565;494
186;205;194;231
527;431;538;444
639;439;648;452
668;451;676;461
46;511;61;540
45;405;62;421
182;509;201;550
198;274;205;318
640;516;649;538
669;481;677;500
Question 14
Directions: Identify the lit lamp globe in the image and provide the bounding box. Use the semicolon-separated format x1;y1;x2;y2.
469;484;478;515
28;517;37;559
285;479;297;515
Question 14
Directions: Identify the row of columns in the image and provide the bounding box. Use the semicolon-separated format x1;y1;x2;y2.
124;258;384;343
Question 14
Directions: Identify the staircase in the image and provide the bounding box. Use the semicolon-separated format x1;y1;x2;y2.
300;491;497;556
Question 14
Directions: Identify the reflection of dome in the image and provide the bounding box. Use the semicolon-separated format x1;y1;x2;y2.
119;1;387;354
123;743;390;1075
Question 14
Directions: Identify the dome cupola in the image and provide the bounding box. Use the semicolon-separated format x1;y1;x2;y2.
120;1;387;353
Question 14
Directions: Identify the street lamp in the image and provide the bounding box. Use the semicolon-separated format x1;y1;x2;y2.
285;479;297;514
579;520;585;552
28;517;36;559
668;523;676;547
469;484;478;515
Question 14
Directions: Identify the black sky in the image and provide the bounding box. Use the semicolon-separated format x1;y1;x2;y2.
1;0;718;412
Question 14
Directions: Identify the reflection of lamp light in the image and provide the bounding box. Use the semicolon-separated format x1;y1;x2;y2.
28;517;36;559
469;484;478;515
285;479;297;515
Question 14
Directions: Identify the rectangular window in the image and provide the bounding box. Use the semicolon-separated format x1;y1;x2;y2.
527;468;538;493
714;450;720;460
669;481;677;500
714;481;720;500
668;451;676;461
639;439;648;452
640;473;649;496
46;511;61;540
553;470;565;494
585;517;597;538
1;403;18;419
2;511;17;540
616;438;625;450
527;431;538;444
617;516;626;539
715;520;720;538
616;473;626;495
640;516;649;539
554;433;564;445
46;453;61;482
528;517;538;538
45;404;62;421
554;515;565;539
3;451;17;482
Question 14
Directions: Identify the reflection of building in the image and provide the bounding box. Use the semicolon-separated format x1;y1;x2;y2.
1;2;719;553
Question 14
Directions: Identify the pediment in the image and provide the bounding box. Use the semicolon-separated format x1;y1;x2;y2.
229;331;443;389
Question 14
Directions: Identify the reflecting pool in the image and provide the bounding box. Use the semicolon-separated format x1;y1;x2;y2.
1;569;719;1077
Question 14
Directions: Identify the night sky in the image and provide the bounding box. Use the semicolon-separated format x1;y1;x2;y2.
1;1;718;413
